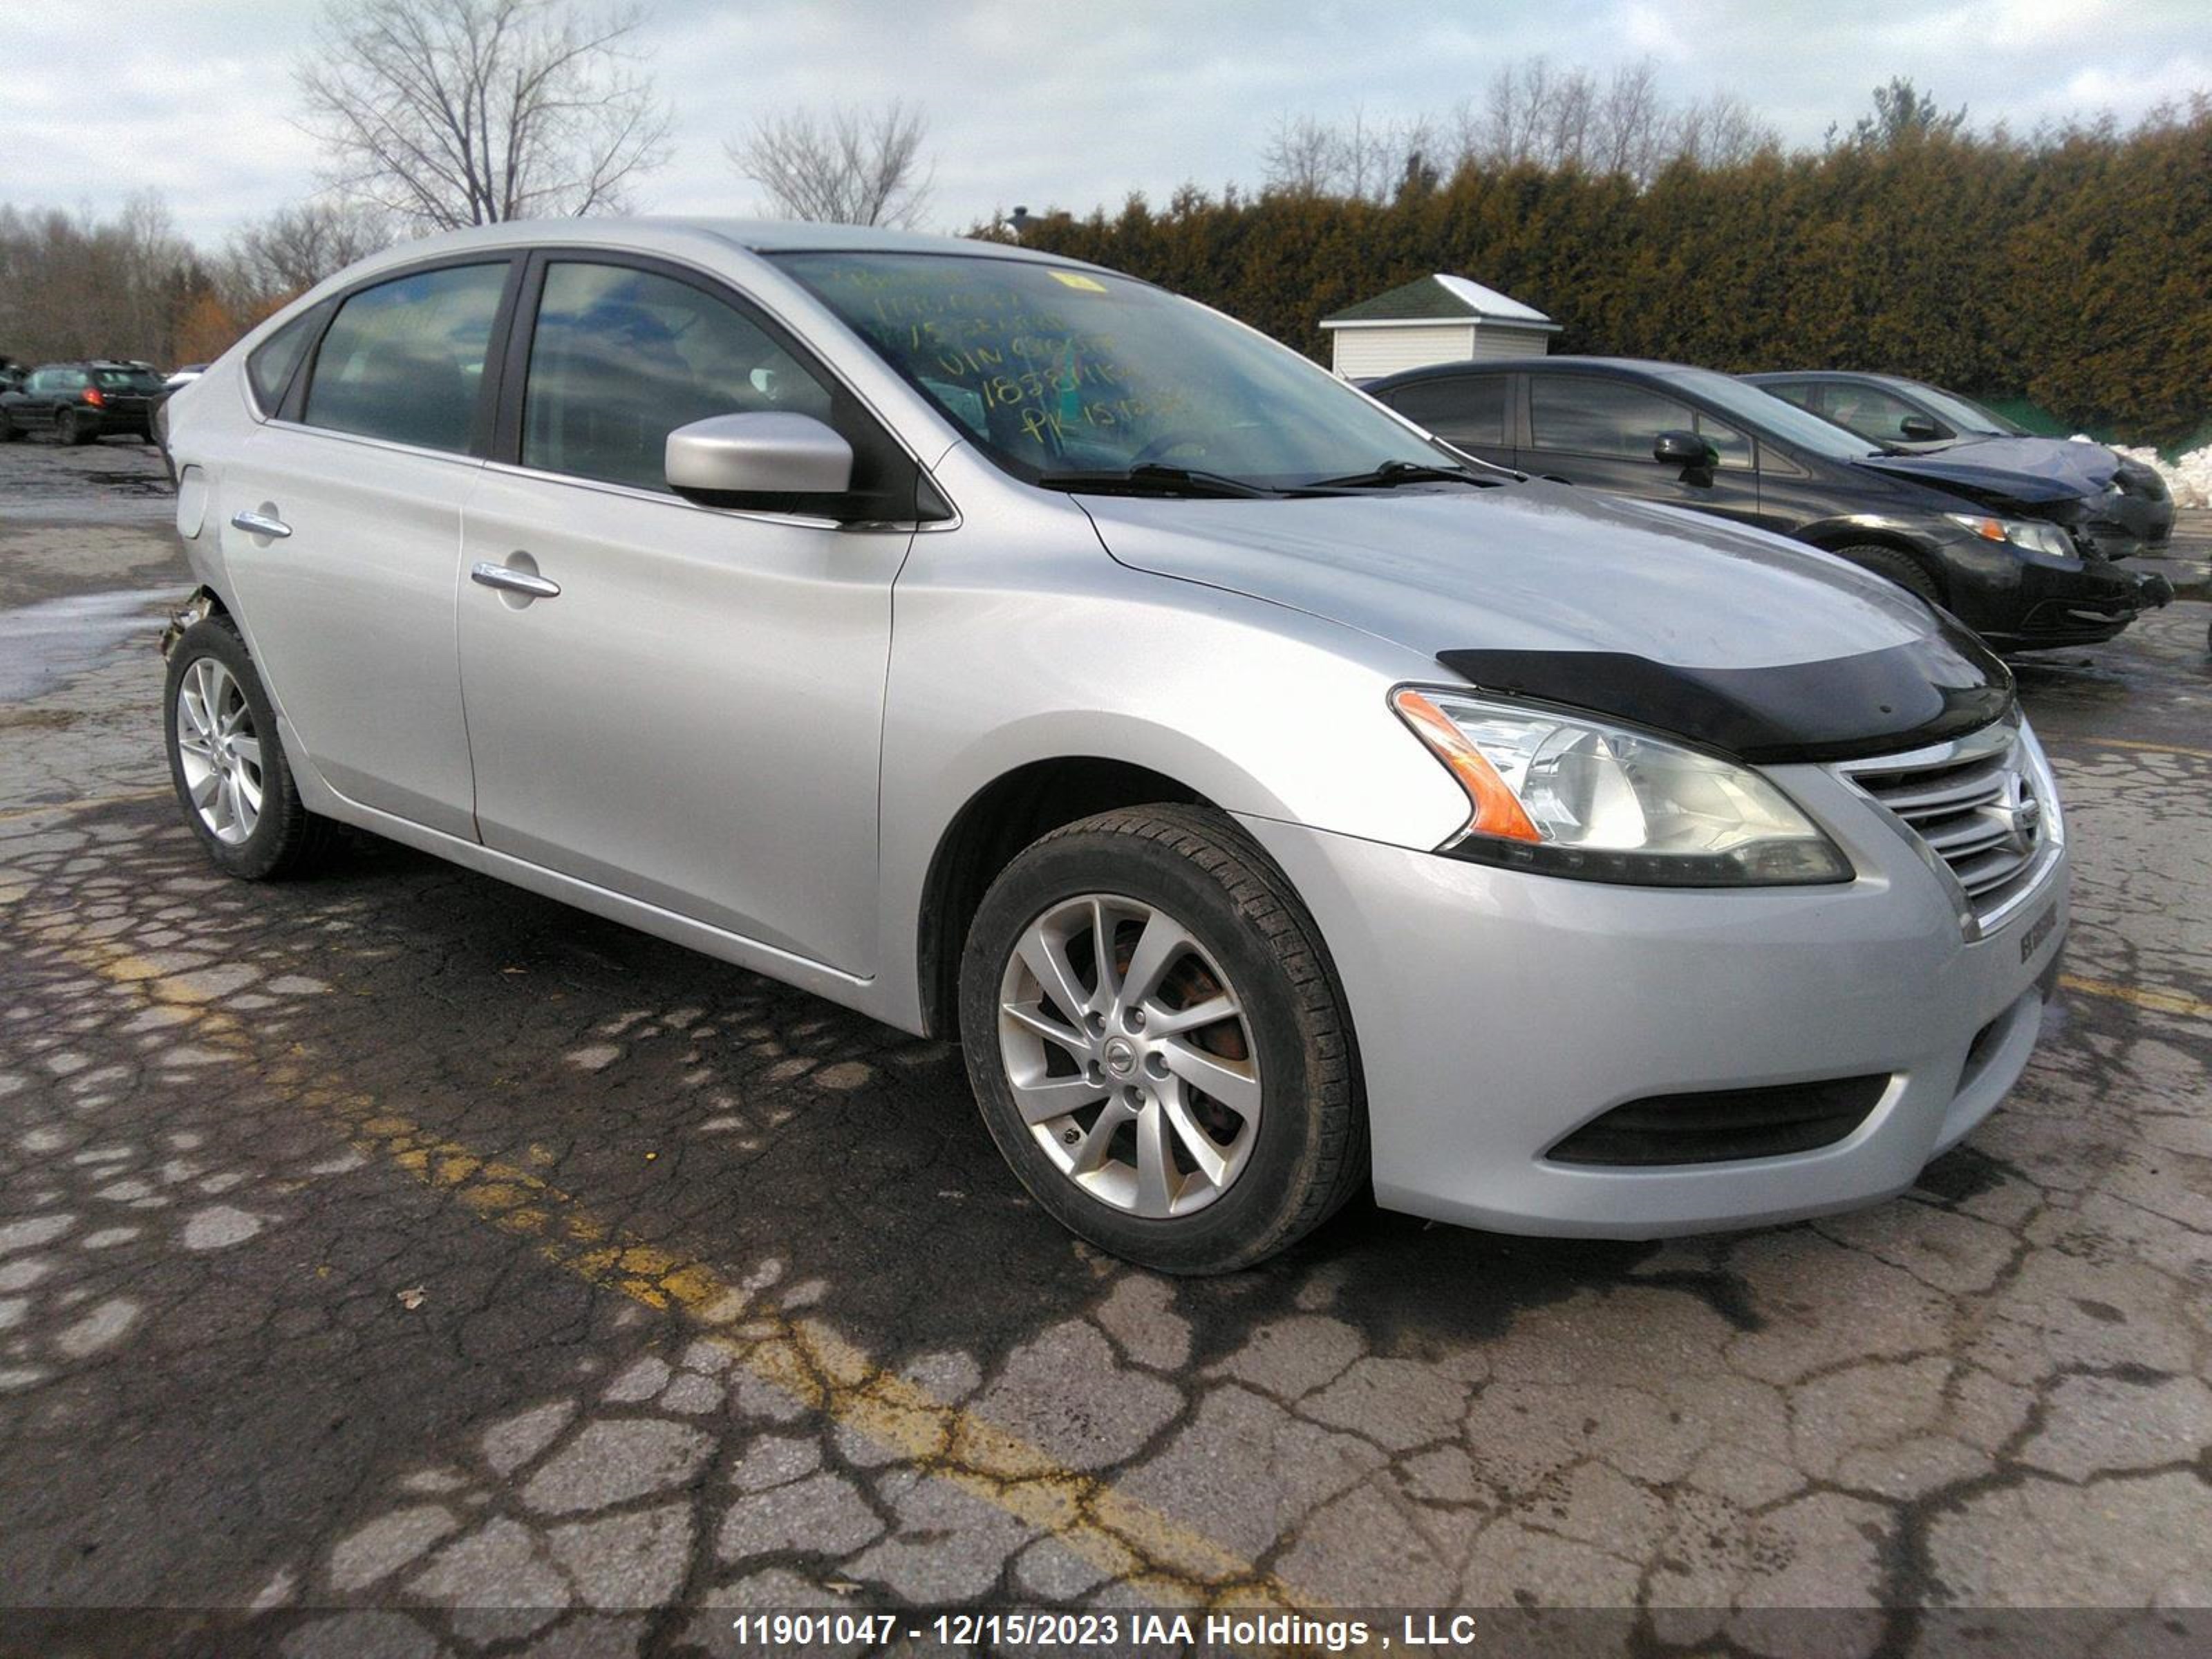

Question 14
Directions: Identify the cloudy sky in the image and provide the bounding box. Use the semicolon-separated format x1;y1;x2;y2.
5;0;2209;248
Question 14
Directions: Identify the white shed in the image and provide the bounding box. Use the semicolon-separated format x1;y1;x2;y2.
1320;273;1559;381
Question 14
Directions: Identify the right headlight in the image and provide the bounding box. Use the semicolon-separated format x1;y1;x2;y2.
1392;688;1853;888
1944;512;2077;562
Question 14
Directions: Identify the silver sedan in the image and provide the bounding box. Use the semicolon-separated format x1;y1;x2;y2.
155;218;2068;1272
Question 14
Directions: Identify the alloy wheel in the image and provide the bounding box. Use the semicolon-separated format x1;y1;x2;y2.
174;656;263;845
996;893;1262;1218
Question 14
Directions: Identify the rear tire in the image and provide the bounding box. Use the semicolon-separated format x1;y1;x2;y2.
1833;542;1942;606
0;411;19;443
958;805;1365;1275
56;408;93;446
162;615;334;880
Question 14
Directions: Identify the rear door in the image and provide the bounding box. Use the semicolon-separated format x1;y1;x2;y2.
1375;372;1517;471
216;258;517;839
456;253;914;973
1521;373;1762;527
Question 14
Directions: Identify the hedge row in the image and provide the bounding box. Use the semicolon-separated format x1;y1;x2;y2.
1010;111;2212;450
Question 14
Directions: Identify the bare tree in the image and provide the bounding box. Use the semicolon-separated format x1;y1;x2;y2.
727;102;934;228
1259;113;1342;198
297;0;671;231
225;200;393;310
1263;108;1435;203
1674;91;1780;169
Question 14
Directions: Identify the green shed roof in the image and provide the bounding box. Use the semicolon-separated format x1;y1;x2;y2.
1321;273;1557;329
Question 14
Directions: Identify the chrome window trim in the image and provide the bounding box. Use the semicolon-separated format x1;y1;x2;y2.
476;456;961;536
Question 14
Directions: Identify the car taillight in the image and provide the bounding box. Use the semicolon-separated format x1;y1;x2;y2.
82;387;105;406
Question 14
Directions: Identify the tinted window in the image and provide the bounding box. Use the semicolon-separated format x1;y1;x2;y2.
1527;377;1692;460
303;263;507;453
1665;368;1882;460
521;262;835;493
1384;375;1509;447
1694;411;1753;471
1757;379;1818;413
1814;381;1927;444
94;368;164;391
247;308;323;414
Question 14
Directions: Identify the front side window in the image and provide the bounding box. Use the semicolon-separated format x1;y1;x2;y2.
1527;377;1693;460
303;263;508;453
1385;375;1509;447
521;261;834;493
1694;411;1753;471
94;367;164;391
1815;382;1926;444
773;250;1461;490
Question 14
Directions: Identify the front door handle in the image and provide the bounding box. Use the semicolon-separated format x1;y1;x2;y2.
471;561;561;600
229;508;291;540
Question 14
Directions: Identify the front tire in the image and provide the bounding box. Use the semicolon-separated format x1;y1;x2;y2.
56;407;94;446
1834;542;1942;606
959;805;1365;1274
162;616;332;879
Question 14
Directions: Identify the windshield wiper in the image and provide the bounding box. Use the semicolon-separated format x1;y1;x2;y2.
1305;458;1499;489
1033;464;1278;499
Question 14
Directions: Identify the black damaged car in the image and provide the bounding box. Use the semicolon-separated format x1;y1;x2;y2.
1743;369;2175;559
1367;355;2173;652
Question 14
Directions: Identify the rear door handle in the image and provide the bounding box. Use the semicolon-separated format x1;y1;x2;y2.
471;561;561;599
229;509;291;539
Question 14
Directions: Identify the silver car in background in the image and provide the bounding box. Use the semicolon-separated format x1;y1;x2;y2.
156;219;2068;1273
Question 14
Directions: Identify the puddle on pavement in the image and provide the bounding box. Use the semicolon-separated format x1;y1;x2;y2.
0;588;181;702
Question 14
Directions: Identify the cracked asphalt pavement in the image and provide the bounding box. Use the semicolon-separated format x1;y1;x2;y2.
2;437;2209;1657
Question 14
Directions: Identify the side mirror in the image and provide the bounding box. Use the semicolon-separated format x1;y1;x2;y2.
1897;414;1944;442
1653;429;1717;470
666;412;854;514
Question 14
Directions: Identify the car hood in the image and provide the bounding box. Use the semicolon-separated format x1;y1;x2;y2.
1854;435;2116;505
1080;481;2012;762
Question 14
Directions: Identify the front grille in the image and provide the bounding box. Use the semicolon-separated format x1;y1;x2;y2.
1837;717;2049;923
1546;1075;1891;1165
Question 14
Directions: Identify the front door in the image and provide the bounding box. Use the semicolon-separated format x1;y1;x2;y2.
457;256;910;975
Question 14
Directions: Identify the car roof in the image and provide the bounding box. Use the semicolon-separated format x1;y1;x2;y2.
1367;355;1700;391
355;215;1098;270
1742;370;1926;393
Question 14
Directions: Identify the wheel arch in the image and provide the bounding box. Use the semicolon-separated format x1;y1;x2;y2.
1794;521;1951;603
915;756;1226;1040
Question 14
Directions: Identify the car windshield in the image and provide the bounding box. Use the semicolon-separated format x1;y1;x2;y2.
1665;368;1884;460
772;250;1462;491
1893;379;2011;438
1933;385;2031;437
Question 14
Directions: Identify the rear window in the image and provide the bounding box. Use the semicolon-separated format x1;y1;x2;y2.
1381;375;1509;447
1528;375;1693;459
302;263;508;453
247;309;324;414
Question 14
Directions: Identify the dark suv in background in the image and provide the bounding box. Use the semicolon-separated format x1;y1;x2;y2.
0;360;169;445
1745;369;2175;557
1367;355;2172;652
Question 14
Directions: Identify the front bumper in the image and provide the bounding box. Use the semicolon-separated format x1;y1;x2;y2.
1978;558;2171;650
1237;770;2068;1239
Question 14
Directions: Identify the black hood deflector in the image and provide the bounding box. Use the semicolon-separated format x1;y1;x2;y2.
1436;617;2014;764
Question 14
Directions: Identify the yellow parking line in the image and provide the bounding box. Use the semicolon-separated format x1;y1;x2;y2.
0;787;170;824
10;897;1312;1614
2046;735;2212;762
2061;974;2212;1022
